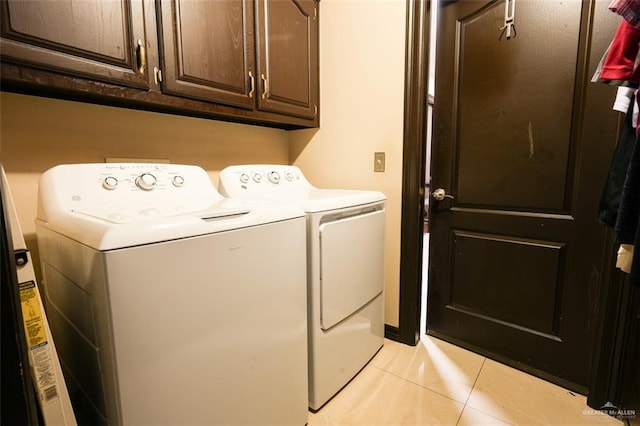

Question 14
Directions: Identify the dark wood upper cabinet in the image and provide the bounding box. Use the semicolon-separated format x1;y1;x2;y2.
159;0;256;109
159;0;318;119
0;0;319;129
256;0;318;119
0;0;152;89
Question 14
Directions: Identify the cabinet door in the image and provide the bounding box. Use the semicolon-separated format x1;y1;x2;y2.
0;0;150;89
256;0;318;119
159;0;255;109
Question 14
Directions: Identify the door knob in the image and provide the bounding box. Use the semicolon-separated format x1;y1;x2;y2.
432;188;454;201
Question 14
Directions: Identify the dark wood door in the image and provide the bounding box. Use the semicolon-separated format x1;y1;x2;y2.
427;0;620;391
159;0;256;108
255;0;318;119
0;0;151;89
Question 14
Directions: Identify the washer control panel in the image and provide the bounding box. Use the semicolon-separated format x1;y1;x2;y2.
218;165;313;197
38;163;224;222
97;164;191;192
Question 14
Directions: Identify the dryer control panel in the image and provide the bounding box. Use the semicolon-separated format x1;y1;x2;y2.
218;164;386;212
219;165;313;197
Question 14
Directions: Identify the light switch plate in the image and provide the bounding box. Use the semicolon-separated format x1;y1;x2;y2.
374;152;385;172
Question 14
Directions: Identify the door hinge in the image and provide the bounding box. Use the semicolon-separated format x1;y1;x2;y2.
314;7;317;19
314;104;318;116
154;67;163;86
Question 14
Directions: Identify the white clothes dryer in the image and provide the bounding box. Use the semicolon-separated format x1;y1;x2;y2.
36;163;308;425
219;165;386;410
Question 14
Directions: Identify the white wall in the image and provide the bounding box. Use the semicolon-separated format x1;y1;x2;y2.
291;0;407;327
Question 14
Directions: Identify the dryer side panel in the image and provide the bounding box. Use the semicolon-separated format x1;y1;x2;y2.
319;209;385;330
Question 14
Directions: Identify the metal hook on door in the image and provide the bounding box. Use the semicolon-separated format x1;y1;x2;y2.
499;0;517;41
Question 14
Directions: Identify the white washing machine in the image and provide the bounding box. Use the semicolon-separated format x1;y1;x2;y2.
35;163;308;425
219;165;386;410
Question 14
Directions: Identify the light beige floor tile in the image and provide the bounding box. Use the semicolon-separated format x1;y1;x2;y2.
458;406;514;425
369;337;485;403
308;365;464;426
466;359;623;425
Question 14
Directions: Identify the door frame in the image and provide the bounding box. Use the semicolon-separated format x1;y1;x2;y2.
394;0;430;346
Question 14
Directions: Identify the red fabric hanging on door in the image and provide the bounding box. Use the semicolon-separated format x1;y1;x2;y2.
599;19;640;85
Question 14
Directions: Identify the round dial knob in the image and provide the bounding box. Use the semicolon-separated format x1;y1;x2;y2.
239;173;250;184
285;172;294;181
253;173;263;183
172;175;185;187
136;173;157;191
268;171;280;184
102;176;118;190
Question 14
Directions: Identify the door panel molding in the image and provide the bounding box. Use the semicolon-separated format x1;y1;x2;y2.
452;207;575;221
445;306;563;342
449;229;567;338
452;1;581;214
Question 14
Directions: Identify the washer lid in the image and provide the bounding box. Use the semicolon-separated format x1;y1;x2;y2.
37;198;303;251
72;199;221;224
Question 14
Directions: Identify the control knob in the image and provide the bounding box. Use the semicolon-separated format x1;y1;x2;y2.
136;173;157;191
268;171;280;184
102;176;118;190
172;175;185;187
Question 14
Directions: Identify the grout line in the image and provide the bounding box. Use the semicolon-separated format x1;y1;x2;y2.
455;357;487;426
369;364;467;406
456;405;517;426
455;358;519;426
466;357;487;405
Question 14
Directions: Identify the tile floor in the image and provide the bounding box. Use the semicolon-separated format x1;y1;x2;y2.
307;336;623;425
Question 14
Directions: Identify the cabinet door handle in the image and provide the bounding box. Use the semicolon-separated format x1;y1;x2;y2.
248;71;255;98
154;67;162;86
261;73;269;100
136;39;146;74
